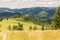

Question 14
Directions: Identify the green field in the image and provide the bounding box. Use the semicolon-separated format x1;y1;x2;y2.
0;18;42;32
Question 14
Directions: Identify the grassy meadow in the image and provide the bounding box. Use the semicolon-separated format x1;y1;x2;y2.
0;18;60;40
0;18;42;31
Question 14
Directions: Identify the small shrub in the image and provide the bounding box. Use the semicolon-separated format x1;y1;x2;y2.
29;26;32;30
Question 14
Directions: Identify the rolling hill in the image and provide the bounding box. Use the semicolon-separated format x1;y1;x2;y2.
0;7;56;17
0;7;57;31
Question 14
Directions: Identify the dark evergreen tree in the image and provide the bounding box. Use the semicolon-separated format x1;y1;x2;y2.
8;25;11;30
0;18;3;21
17;23;23;30
12;23;23;30
13;25;17;30
51;6;60;29
7;18;8;20
29;26;32;30
41;26;44;30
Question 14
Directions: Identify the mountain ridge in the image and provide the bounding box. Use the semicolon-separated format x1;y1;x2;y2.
0;7;56;18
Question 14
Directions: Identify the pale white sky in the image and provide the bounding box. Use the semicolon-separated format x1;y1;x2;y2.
0;0;60;9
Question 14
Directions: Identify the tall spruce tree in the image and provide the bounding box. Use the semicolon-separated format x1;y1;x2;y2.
51;6;60;30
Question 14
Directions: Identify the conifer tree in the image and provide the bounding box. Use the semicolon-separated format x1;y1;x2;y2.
29;26;32;30
51;6;60;29
17;23;23;30
8;25;11;30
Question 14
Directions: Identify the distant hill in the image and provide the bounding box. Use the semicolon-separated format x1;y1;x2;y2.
0;7;57;24
0;7;56;16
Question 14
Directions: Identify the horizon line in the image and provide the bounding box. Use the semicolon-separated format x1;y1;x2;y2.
0;6;57;9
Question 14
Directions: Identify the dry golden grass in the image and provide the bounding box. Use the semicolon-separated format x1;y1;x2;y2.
41;30;60;40
0;30;59;40
0;36;3;40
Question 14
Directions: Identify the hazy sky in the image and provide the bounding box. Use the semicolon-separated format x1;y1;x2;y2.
0;0;60;8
